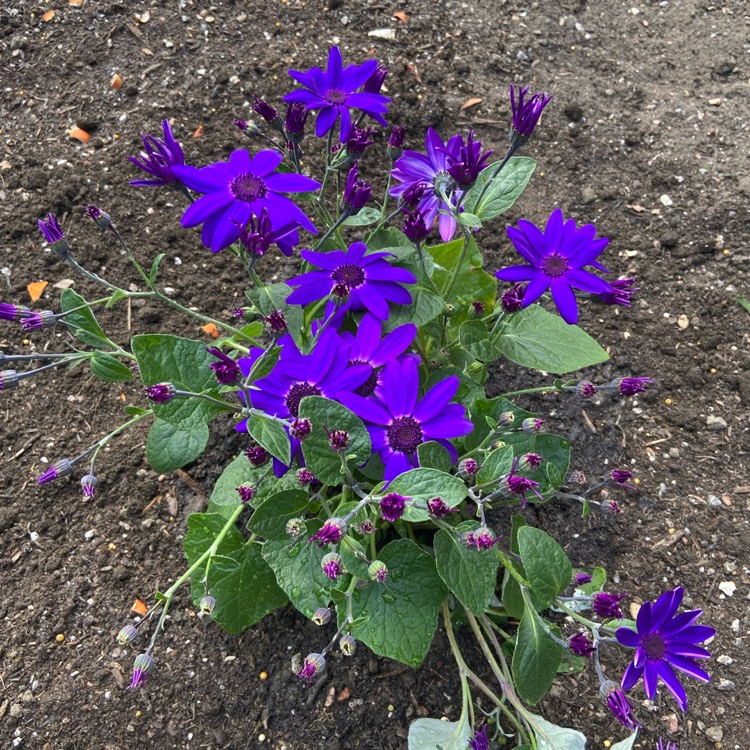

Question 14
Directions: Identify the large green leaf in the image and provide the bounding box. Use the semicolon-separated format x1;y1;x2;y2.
475;444;514;486
385;468;468;522
245;282;304;349
384;287;445;332
518;526;572;602
146;418;209;473
496;305;608;374
501;432;570;496
464;156;537;220
463;396;535;452
344;539;448;667
459;319;501;362
527;713;586;750
343;207;381;226
407;716;472;750
247;489;309;541
60;288;110;348
246;413;291;466
89;351;133;382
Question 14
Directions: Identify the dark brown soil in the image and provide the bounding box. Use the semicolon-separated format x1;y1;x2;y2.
1;1;748;749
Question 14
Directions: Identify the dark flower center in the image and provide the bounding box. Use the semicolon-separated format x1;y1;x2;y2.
285;381;322;417
541;253;569;278
332;263;365;289
387;416;423;454
230;173;267;202
641;631;667;661
349;360;378;398
325;89;347;105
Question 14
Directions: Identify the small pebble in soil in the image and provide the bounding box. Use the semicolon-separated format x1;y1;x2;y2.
706;415;727;430
718;581;736;597
705;726;723;742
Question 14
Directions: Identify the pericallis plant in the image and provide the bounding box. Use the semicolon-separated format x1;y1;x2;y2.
5;47;714;750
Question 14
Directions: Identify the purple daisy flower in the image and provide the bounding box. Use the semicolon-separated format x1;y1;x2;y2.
128;119;185;188
615;376;654;396
505;456;544;507
236;207;302;258
338;358;474;481
286;241;416;321
616;586;715;711
284;47;390;141
495;208;612;325
390;128;467;242
207;347;240;385
171;150;320;254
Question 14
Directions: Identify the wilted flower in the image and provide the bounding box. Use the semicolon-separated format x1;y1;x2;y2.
592;591;627;620
37;213;70;256
576;380;598;398
599;277;640;307
80;473;97;498
601;681;641;731
38;458;74;485
614;376;654;396
339;634;357;656
84;204;112;229
574;572;593;585
321;552;345;580
609;469;637;490
199;595;217;615
128;119;185;188
312;607;332;626
569;632;595;657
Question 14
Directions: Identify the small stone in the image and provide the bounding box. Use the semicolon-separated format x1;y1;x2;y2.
717;679;735;691
9;703;23;718
706;415;727;431
707;494;722;507
677;314;689;329
705;726;723;742
717;581;736;597
668;447;680;458
581;187;596;204
717;654;733;665
659;194;673;206
708;98;722;106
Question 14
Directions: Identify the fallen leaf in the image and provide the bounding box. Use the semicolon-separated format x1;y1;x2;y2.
460;97;483;112
68;0;85;6
392;11;408;24
193;123;205;138
131;598;148;616
27;280;48;302
68;127;91;143
52;279;76;290
110;73;123;90
406;62;421;82
201;322;220;338
42;9;56;21
626;204;647;213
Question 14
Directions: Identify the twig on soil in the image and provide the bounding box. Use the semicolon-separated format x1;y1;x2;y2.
9;432;40;461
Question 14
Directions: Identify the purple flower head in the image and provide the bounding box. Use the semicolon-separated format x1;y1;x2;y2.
427;496;455;518
263;309;288;334
363;62;388;95
341;164;372;215
286;241;416;321
399;182;426;211
577;380;598;398
599;277;640;307
340;314;416;398
38;458;74;485
0;303;30;322
245;445;270;467
252;94;278;123
656;740;681;750
387;125;406;160
338;358;474;482
575;572;593;586
171;149;320;254
470;300;485;319
128;119;185;188
207;346;240;385
37;213;70;256
446;129;493;188
144;382;176;404
290;418;313;440
501;283;525;313
569;632;595;657
22;310;57;331
616;586;715;711
236;207;302;258
284;47;391;141
458;457;480;478
469;724;490;750
344;125;377;159
233;118;258;135
380;492;408;522
402;209;433;244
615;376;654;397
309;517;347;547
321;552;345;580
592;591;627;620
237;484;255;503
610;469;637;490
506;456;544;507
298;653;326;686
602;498;621;514
569;469;587;486
466;527;497;551
80;473;97;498
128;652;155;690
496;208;611;325
368;560;389;583
601;682;642;731
297;468;316;485
284;102;309;138
520;452;542;469
509;85;553;145
390;128;470;242
328;429;350;452
85;204;112;230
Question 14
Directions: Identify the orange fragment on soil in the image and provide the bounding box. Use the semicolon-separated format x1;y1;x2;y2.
27;281;48;303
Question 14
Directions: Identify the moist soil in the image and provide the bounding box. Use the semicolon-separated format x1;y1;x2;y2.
0;1;748;748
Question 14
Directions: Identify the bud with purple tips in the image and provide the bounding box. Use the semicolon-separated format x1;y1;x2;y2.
298;652;326;686
233;118;260;137
81;474;97;498
600;681;642;731
263;309;288;334
358;519;374;535
458;457;480;478
291;418;313;440
470;300;485;319
380;492;407;522
368;559;389;583
363;63;388;95
398;182;426;211
321;552;345;580
37;213;70;256
84;204;112;230
297;468;316;486
341;164;371;215
465;527;497;551
245;445;270;467
144;382;176;404
328;429;350;452
609;469;637;490
128;652;155;689
446;129;493;188
402;209;432;244
344;125;377;159
0;303;31;322
574;572;592;586
22;310;58;331
237;484;255;504
568;632;595;657
252;94;278;123
576;380;597;398
613;376;653;396
387;125;405;160
286;517;306;538
116;624;139;645
521;417;545;434
128;119;186;188
509;84;553;147
599;277;639;307
601;498;621;514
199;595;217;615
427;496;453;518
38;458;74;485
284;103;308;140
309;518;346;547
207;347;241;385
592;591;626;620
501;283;525;313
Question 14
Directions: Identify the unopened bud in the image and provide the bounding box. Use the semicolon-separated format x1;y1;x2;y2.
321;552;345;580
328;429;350;452
521;417;545;434
368;559;389;583
291;418;313;440
457;457;480;478
286;517;306;538
117;624;139;645
339;634;357;656
312;607;331;626
199;595;217;615
298;652;326;685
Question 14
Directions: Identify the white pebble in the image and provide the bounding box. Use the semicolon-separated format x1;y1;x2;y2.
718;581;736;597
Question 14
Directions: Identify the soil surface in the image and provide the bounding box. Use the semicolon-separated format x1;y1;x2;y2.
1;1;748;749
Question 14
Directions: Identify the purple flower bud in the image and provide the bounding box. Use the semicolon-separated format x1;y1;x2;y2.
237;208;274;256
358;519;375;535
568;632;595;657
237;484;255;504
0;370;20;391
399;182;426;210
592;591;627;620
309;518;346;547
233;118;260;136
656;739;681;750
519;452;542;469
312;607;331;626
576;380;598;398
252;94;278;123
363;63;388;95
521;417;545;434
339;633;357;656
207;346;241;385
368;559;389;583
245;445;270;467
614;376;654;396
128;652;155;689
601;682;642;732
285;517;306;537
116;624;139;645
458;457;480;478
297;468;316;486
509;85;553;146
609;469;637;490
602;498;621;514
291;418;313;440
22;310;58;331
321;552;345;580
263;309;288;334
501;283;525;312
38;213;70;256
84;204;112;230
469;724;490;750
328;429;350;452
470;300;485;319
574;572;593;585
38;458;74;485
465;527;497;551
342;164;371;215
298;652;325;686
380;493;407;522
0;303;31;322
345;125;377;158
426;496;453;518
144;382;176;404
402;209;432;244
498;411;516;427
387;125;406;160
128;119;186;188
81;473;97;498
599;277;639;307
446;129;493;188
199;595;217;615
284;103;308;138
568;470;587;486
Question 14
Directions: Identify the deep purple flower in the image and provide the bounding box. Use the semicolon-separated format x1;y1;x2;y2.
171;149;320;254
469;724;490;750
144;382;176;404
599;277;640;307
344;125;377;159
466;527;497;551
284;47;390;141
427;496;455;518
237;484;255;503
236;207;302;258
80;473;97;498
592;591;627;620
505;456;544;507
380;492;407;522
0;303;30;322
245;445;270;467
38;458;74;485
341;164;372;214
298;653;326;685
128;119;186;188
500;283;525;313
233;118;258;136
616;586;714;711
252;95;278;123
496;208;611;325
402;209;432;244
656;740;681;750
387;125;406;160
575;572;593;585
284;102;309;137
321;552;345;580
458;457;480;478
602;498;621;514
602;683;642;731
390;128;467;242
340;314;416;398
263;309;288;334
290;418;313;440
509;84;553;144
615;377;654;396
309;518;347;547
446;129;493;188
577;380;598;398
363;62;388;95
128;652;155;689
338;358;474;481
328;429;350;452
569;632;595;657
470;301;485;319
37;213;70;256
207;347;240;385
610;469;637;490
286;241;416;321
85;204;112;229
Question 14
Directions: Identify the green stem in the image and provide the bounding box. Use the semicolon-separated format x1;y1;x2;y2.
442;231;472;302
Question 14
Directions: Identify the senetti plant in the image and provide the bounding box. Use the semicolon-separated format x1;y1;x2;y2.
8;47;714;749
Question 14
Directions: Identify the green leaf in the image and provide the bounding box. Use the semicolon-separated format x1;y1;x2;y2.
407;716;472;750
417;441;452;473
123;405;150;416
465;156;536;220
146;418;209;473
738;295;750;314
298;396;372;486
518;526;572;602
501;432;570;495
463;396;535;452
343;207;382;226
262;531;335;617
344;539;448;667
576;565;607;595
385;468;467;522
512;603;563;704
245;282;304;348
434;527;500;614
366;226;412;250
384;287;444;332
245;345;281;383
106;289;128;308
246;414;291;466
60;288;110;348
148;252;166;283
89;351;133;382
475;444;514;485
459;319;501;362
339;536;371;580
247;489;309;541
497;305;608;374
455;211;482;229
610;733;639;750
527;713;586;750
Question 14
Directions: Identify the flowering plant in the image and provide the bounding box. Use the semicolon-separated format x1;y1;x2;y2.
9;48;713;749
